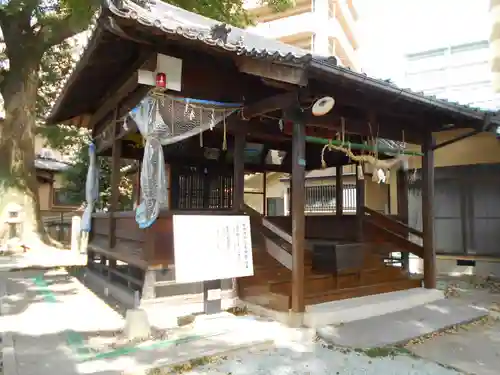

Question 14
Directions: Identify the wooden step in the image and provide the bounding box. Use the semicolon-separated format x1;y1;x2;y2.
239;266;318;288
244;265;314;280
361;266;407;285
304;278;422;306
252;249;312;261
238;285;290;311
269;274;336;295
241;278;422;312
264;266;407;296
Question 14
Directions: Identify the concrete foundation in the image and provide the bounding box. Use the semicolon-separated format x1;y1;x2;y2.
240;288;445;328
409;256;500;279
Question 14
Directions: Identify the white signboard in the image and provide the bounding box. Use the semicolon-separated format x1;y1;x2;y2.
173;215;254;284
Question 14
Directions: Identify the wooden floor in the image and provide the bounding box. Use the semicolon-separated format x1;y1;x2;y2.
238;244;422;312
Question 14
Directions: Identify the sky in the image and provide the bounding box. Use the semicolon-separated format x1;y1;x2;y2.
355;0;491;82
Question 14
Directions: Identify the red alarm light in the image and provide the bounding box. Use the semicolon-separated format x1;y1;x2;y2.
155;72;167;88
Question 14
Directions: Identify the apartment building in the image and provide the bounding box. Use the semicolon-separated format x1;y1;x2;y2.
241;1;361;214
401;40;500;277
245;0;360;70
489;0;500;92
404;40;500;110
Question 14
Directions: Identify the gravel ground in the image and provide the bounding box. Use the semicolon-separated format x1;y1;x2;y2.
69;270;500;375
162;342;461;375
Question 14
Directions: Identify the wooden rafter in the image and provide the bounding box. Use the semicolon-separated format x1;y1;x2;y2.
241;91;298;120
89;49;155;132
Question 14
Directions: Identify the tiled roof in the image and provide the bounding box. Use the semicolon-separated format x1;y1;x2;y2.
308;60;498;122
106;0;336;65
49;0;499;128
34;158;71;172
105;0;499;125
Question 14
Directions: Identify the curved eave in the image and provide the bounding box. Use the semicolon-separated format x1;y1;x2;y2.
308;59;500;129
47;23;105;125
47;0;323;126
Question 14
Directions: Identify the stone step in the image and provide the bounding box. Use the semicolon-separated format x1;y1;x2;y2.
305;285;442;328
316;297;488;348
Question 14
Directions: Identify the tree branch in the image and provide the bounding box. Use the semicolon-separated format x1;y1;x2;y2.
38;0;101;48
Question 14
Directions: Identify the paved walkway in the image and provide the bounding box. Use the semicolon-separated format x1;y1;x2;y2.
0;249;86;271
317;298;488;348
0;269;124;375
406;279;500;375
0;270;277;375
3;268;500;375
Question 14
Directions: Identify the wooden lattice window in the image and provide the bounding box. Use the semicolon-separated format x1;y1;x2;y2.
170;165;234;210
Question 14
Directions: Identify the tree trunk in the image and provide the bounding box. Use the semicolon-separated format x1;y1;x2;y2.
0;63;51;248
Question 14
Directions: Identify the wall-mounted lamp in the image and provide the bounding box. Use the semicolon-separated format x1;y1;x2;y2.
312;96;335;116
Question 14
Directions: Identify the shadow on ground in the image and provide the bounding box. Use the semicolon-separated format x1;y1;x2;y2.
1;271;79;316
3;269;496;375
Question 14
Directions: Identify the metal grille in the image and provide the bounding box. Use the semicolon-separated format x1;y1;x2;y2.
170;165;233;210
208;174;234;209
305;185;336;212
343;184;357;213
285;183;357;213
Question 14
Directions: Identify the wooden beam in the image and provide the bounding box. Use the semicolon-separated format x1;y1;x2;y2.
305;112;422;144
355;163;365;241
233;126;245;211
242;92;297;120
109;112;122;249
91;71;139;132
336;165;343;216
236;58;307;86
422;131;436;289
95;85;150;153
262;172;267;215
397;169;410;271
89;50;154;131
289;107;306;315
431;128;481;151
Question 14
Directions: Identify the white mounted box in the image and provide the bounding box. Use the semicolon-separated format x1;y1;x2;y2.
137;53;182;92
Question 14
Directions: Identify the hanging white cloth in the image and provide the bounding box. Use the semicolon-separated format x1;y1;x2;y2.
81;143;99;232
130;97;169;229
129;93;239;228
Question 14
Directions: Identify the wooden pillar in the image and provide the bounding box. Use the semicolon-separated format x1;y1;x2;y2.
290;109;306;314
422;132;436;289
283;183;290;216
397;169;410;271
288;177;293;215
233;128;245;212
262;172;267;216
355;163;365;241
108;124;122;249
335;165;343;216
134;164;141;208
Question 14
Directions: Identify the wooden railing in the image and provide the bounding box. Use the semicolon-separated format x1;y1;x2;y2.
90;209;246;269
362;206;424;258
243;204;293;270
